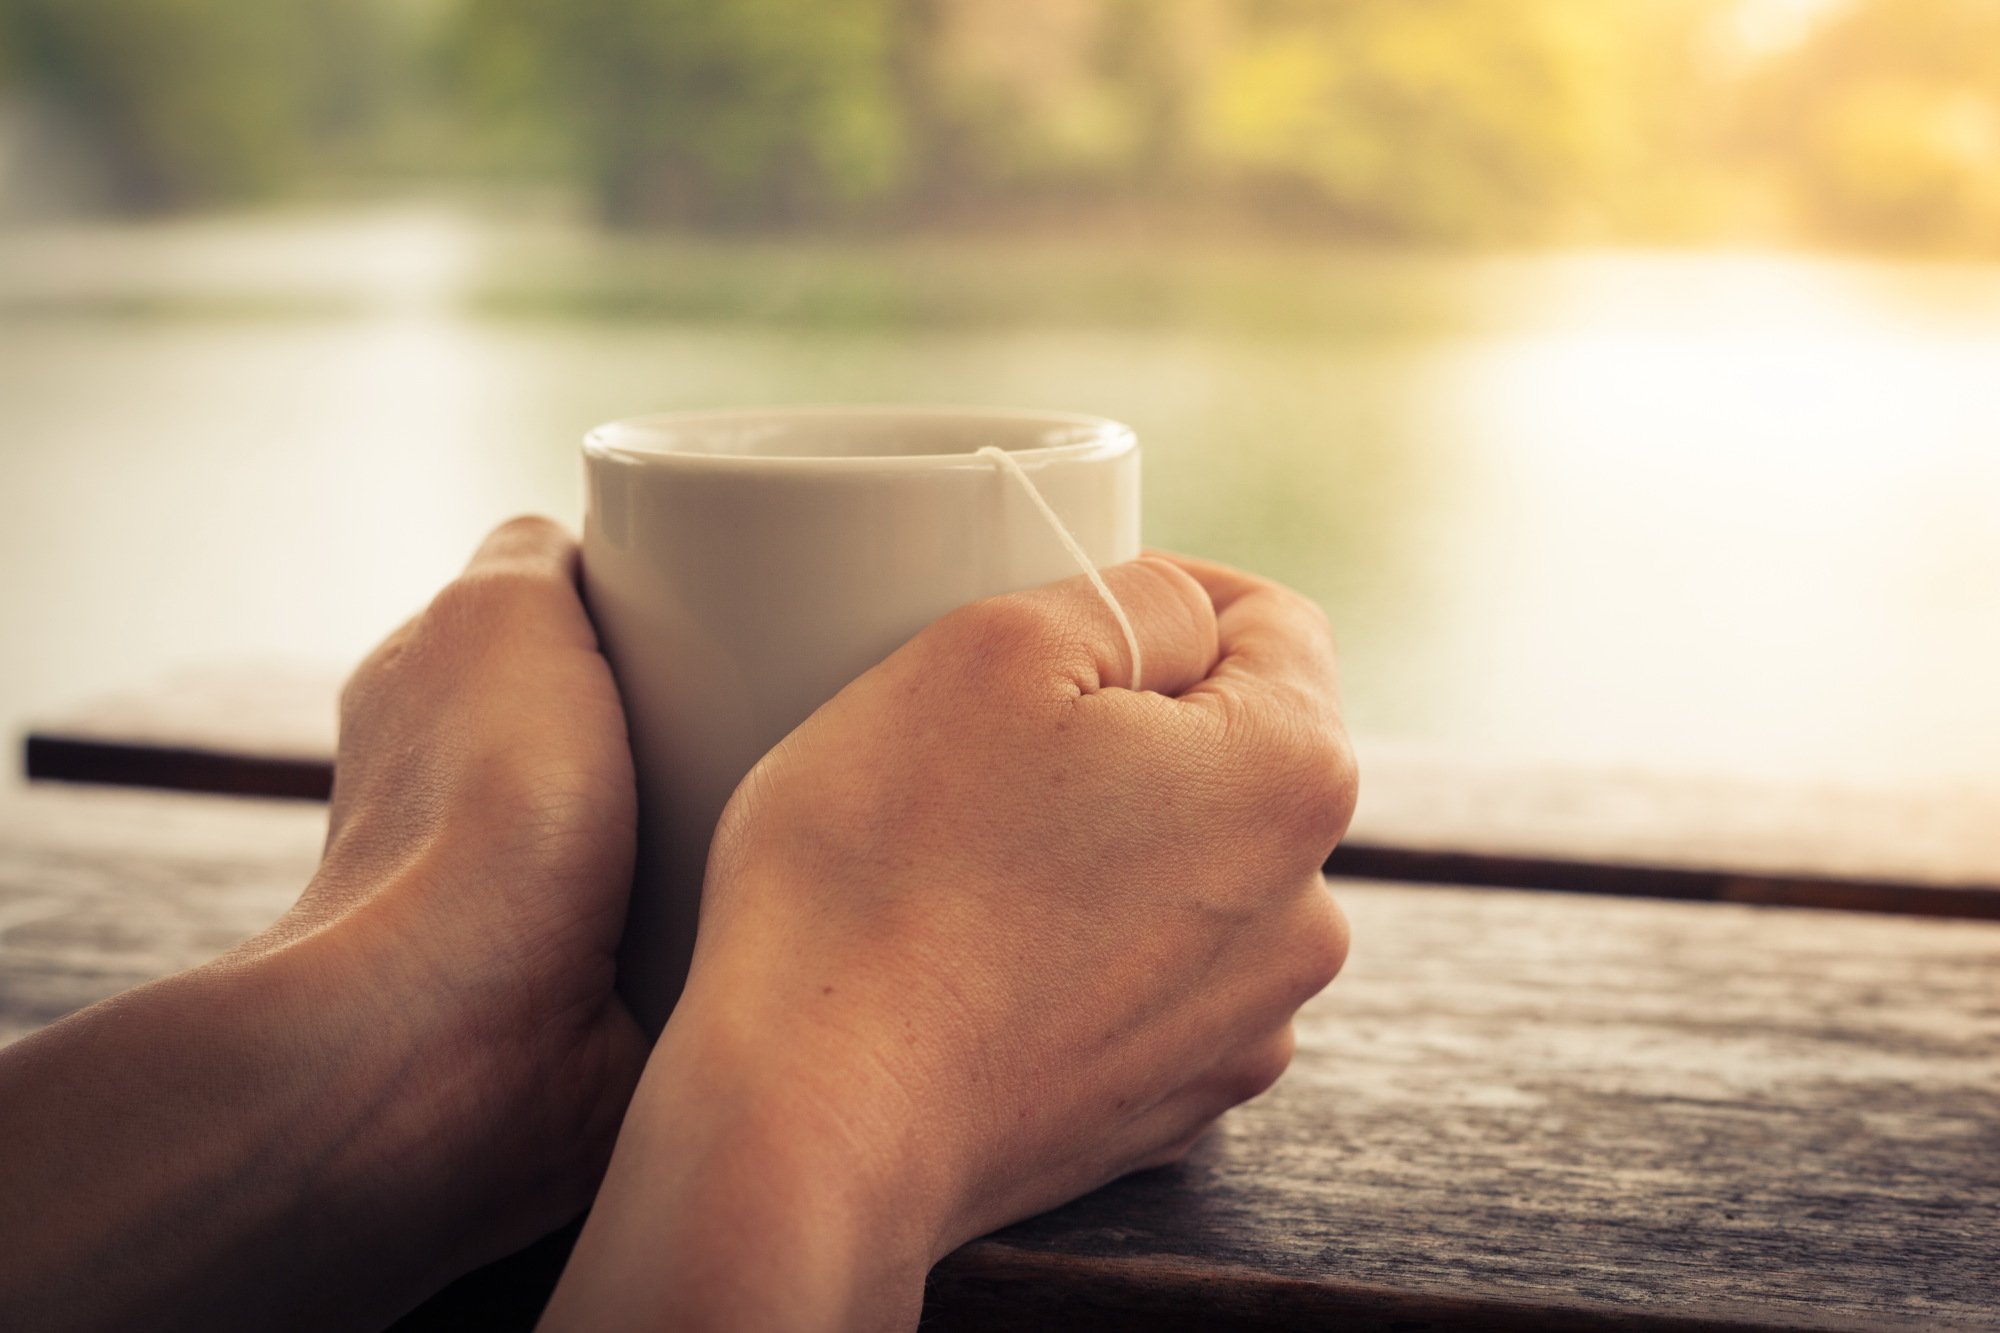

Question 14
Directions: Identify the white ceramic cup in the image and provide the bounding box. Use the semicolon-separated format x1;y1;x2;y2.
581;406;1141;1034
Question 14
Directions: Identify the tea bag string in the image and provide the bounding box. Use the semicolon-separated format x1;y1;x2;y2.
976;446;1142;693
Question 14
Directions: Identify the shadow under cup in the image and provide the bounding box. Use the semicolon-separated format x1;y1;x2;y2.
581;407;1141;1035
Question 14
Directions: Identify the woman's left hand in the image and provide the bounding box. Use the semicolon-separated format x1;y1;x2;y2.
0;516;648;1330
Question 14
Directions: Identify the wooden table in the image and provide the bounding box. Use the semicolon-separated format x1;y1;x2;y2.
8;673;1999;1330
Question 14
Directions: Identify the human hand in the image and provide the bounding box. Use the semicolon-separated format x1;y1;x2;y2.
0;517;648;1331
293;515;649;1267
545;553;1354;1331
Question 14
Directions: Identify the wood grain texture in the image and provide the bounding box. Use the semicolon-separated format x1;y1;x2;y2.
21;665;2000;917
0;782;319;1044
2;784;1994;1329
930;883;2000;1330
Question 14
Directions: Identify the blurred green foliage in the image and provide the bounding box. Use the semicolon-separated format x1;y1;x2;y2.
0;0;416;210
2;0;1997;252
440;0;1740;239
451;0;904;226
1194;0;1723;240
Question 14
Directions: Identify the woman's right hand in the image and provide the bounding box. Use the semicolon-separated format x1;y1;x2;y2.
543;553;1356;1332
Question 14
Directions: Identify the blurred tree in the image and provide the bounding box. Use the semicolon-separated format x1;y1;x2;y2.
452;0;905;227
879;0;1726;240
896;0;1224;208
1750;0;2000;252
892;0;1124;207
0;0;411;212
1097;0;1229;194
6;0;1994;252
1198;0;1725;242
879;0;1136;218
1597;0;1745;242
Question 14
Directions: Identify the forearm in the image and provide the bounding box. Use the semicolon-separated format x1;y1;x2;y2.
539;1000;940;1333
0;932;488;1331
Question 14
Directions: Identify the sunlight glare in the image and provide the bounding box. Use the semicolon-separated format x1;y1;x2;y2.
1733;0;1850;54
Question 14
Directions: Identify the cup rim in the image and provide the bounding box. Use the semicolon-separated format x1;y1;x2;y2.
583;405;1135;470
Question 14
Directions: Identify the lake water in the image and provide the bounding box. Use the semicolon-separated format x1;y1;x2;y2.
3;205;1997;794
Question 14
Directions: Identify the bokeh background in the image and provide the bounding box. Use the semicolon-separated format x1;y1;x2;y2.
1;0;1995;790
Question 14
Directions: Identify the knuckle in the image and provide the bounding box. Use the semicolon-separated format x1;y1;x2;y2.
337;621;411;720
1291;888;1351;999
934;593;1070;674
336;662;370;723
1135;1126;1208;1174
491;513;563;544
1256;717;1359;857
1287;584;1335;637
1130;553;1206;612
1266;580;1338;650
1306;729;1361;843
1135;556;1218;654
425;565;552;634
1226;1027;1296;1103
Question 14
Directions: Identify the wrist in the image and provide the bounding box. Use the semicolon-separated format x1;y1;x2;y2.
544;984;946;1331
187;899;590;1297
202;930;522;1300
253;893;617;1261
0;928;510;1330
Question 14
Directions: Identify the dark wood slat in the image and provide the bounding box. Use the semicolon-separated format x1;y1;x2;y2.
26;729;2000;921
24;735;334;802
28;690;2000;923
4;785;1995;1330
30;725;2000;922
1327;842;2000;921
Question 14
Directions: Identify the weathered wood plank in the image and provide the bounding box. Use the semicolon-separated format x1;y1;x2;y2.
21;666;2000;917
935;882;2000;1331
3;784;1994;1329
0;783;321;1044
922;1248;1836;1331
